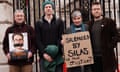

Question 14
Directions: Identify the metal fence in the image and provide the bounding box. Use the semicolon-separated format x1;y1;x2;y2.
12;0;120;28
12;0;120;72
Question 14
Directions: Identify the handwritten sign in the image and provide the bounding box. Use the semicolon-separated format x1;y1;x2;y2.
62;31;94;68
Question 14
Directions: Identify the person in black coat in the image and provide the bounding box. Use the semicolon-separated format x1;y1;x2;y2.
35;0;64;72
3;9;35;72
87;2;119;72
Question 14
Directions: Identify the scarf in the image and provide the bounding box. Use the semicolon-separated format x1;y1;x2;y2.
71;23;85;33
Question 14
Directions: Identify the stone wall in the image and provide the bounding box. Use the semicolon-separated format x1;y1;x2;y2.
0;0;13;72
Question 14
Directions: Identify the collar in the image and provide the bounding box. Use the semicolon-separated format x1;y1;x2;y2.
71;23;85;33
94;16;103;21
13;21;25;27
42;14;56;23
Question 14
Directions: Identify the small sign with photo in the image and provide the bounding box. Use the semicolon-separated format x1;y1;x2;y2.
9;32;28;60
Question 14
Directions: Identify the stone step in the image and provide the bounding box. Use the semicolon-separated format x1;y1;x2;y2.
0;65;9;72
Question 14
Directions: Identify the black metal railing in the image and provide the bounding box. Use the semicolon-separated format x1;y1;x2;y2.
13;0;120;28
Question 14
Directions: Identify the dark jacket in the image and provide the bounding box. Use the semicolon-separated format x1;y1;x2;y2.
87;18;118;72
3;22;35;65
35;15;64;58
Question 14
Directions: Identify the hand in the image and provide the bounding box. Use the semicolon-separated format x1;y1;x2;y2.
28;51;32;59
6;53;11;60
61;39;65;45
43;53;53;62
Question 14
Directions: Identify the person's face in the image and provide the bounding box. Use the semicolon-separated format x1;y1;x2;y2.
44;4;53;15
91;4;102;18
14;11;25;24
13;35;24;46
72;16;82;26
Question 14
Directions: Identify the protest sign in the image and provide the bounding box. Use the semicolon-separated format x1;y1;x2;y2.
9;32;28;60
62;31;94;68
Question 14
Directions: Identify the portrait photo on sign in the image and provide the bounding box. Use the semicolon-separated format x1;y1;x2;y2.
9;32;28;52
8;32;28;60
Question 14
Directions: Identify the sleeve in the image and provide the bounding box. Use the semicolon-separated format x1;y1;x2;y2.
84;24;89;31
35;21;45;57
28;26;36;54
3;28;10;55
110;19;119;48
57;19;65;55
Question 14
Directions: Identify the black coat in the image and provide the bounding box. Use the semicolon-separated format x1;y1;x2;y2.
35;15;65;57
3;23;35;65
87;18;119;72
